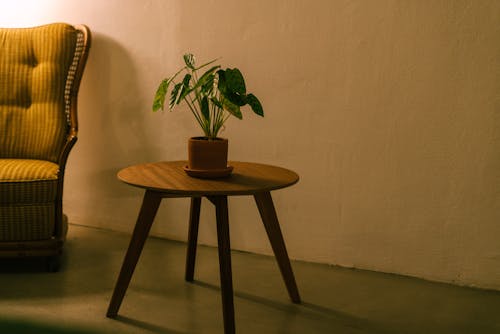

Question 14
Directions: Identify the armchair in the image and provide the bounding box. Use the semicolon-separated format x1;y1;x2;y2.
0;23;91;270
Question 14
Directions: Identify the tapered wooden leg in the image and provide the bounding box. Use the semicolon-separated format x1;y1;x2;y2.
107;190;162;318
185;197;201;282
209;196;235;334
254;191;301;303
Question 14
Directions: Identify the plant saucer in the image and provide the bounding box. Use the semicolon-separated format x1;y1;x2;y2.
183;165;233;179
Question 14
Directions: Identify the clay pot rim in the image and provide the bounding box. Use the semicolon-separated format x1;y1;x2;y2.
190;136;228;141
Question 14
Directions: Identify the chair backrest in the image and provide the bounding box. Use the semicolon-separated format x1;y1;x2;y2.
0;23;90;163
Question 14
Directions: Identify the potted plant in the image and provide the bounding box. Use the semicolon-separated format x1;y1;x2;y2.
152;53;264;178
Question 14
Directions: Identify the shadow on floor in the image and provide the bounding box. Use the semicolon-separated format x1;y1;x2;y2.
192;280;400;334
113;316;186;334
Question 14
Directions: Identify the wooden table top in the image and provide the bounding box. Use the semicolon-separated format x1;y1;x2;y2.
117;161;299;196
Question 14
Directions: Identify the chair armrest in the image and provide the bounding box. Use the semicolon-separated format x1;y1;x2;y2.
58;130;78;170
54;131;78;238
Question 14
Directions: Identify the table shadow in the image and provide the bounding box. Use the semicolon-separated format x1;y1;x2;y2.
192;280;401;334
113;315;186;334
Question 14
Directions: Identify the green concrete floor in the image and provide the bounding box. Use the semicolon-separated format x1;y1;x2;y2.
0;224;499;334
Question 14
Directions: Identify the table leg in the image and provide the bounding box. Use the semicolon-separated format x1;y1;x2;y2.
185;196;201;281
254;191;301;303
209;196;235;334
106;190;162;318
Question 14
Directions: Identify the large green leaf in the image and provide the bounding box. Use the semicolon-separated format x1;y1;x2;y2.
169;82;182;109
224;92;247;107
193;65;219;94
222;96;242;119
225;68;246;94
152;78;170;111
246;93;264;116
178;74;192;101
201;74;215;95
216;69;227;94
200;96;210;121
199;65;220;82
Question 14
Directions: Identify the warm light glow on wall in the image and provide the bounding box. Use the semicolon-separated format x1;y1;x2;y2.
0;0;59;27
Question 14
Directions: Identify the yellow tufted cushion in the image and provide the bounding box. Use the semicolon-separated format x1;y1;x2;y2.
0;159;58;204
0;23;77;162
0;159;59;241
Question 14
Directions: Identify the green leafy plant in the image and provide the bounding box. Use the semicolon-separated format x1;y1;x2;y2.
152;53;264;139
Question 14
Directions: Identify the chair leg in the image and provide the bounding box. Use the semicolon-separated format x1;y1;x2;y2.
106;190;162;318
185;196;201;282
209;196;236;334
254;191;301;303
46;255;61;272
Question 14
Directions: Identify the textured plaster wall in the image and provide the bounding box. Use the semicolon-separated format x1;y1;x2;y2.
1;0;499;290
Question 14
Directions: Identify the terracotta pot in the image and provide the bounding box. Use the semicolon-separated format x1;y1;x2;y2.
187;137;228;170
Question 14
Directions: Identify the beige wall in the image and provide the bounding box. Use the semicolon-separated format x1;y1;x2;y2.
1;0;499;290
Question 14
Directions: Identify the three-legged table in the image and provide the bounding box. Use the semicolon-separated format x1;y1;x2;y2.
106;161;301;333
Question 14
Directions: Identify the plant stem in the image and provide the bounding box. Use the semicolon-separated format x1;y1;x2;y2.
184;97;206;134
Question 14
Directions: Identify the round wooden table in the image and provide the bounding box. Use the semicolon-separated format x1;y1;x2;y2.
106;161;301;334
